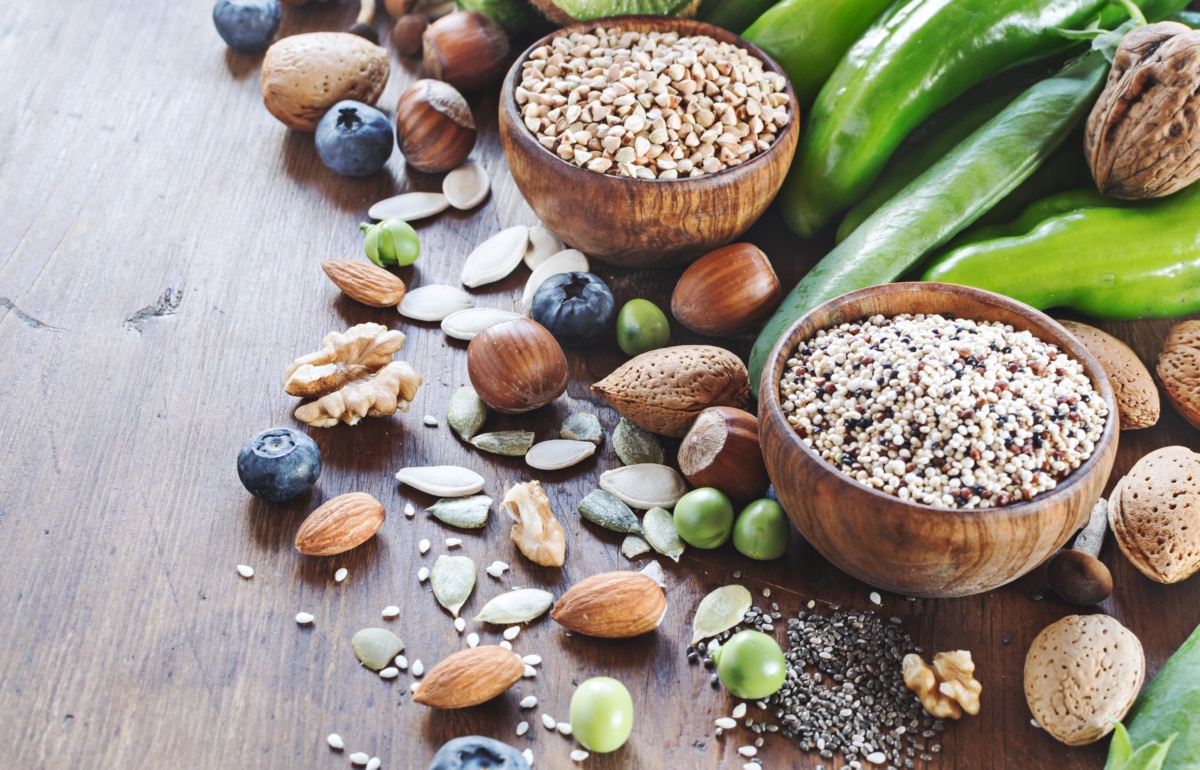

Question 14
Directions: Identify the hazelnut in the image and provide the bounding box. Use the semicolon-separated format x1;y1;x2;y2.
677;407;769;503
392;13;427;57
383;0;414;15
422;11;510;93
395;79;477;173
467;318;568;414
671;243;782;337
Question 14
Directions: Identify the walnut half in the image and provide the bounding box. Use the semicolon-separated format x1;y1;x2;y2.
903;650;982;720
295;360;422;428
502;480;565;567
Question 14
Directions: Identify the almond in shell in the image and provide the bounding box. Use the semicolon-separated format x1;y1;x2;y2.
261;32;389;131
295;492;386;556
1059;320;1158;430
412;645;524;708
1109;445;1200;583
1156;319;1200;430
550;570;667;638
321;260;407;307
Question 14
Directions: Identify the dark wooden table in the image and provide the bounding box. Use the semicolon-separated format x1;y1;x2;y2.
2;3;1197;768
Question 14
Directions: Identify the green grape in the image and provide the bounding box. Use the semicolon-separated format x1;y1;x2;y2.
672;487;734;549
569;676;634;753
615;298;669;356
732;499;789;560
712;630;787;700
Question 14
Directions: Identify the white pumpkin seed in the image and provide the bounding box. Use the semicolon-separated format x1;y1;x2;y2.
461;226;529;288
396;465;486;497
485;560;510;578
399;284;475;322
639;560;667;588
520;249;589;310
613;418;664;466
598;464;687;509
621;534;653;559
524;225;565;270
442;161;490;210
427;495;492;529
577;488;642;534
352;627;405;671
431;554;476;618
446;384;487;441
690;584;753;645
471;431;535;457
526;439;596;470
643;506;686;563
441;307;523;341
369;191;450;221
473;588;554;624
560;413;603;444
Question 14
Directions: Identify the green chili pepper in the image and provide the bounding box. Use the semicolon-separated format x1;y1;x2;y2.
694;0;777;34
741;0;894;112
780;0;1188;238
748;42;1115;395
920;183;1200;320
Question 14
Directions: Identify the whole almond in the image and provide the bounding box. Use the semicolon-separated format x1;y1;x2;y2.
550;571;667;638
295;492;386;556
321;260;407;307
1109;445;1200;583
671;243;782;337
591;345;750;437
1059;320;1158;430
412;645;524;708
1156;319;1200;430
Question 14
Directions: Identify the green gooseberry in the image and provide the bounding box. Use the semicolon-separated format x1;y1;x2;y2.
712;629;787;700
733;498;790;560
672;487;734;549
569;676;634;753
615;298;670;356
360;219;420;267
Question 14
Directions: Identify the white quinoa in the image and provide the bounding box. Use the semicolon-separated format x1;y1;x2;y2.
779;313;1107;509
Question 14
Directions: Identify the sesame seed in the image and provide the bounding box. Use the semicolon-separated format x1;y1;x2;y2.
419;539;431;554
423;415;438;427
454;617;466;633
732;703;747;719
411;659;424;677
395;655;408;670
523;748;534;766
349;752;369;765
366;758;381;770
517;721;529;736
557;722;573;736
382;606;400;619
445;537;462;549
541;713;557;730
295;612;314;625
500;641;513;651
404;503;415;518
379;667;399;679
869;592;882;606
409;682;420;693
327;733;344;750
716;717;737;729
504;626;521;641
522;654;543;666
486;561;510;578
738;746;758;757
524;665;537;678
236;564;254;578
467;633;480;648
334;568;348;583
521;695;538;709
570;749;589;762
417;567;430;583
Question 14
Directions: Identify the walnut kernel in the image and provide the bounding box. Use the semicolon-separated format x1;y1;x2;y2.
903;650;981;719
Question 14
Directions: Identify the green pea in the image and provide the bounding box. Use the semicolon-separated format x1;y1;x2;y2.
712;630;787;700
616;298;669;356
360;219;420;267
672;487;734;549
569;676;634;753
733;499;789;560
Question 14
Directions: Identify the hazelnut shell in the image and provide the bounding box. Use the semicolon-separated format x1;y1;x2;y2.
677;406;769;502
671;243;782;337
422;11;510;93
468;318;568;414
395;79;477;173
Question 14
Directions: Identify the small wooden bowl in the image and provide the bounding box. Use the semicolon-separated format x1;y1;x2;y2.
498;16;799;269
758;283;1120;598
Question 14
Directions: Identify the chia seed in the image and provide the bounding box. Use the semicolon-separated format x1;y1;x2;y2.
779;313;1107;509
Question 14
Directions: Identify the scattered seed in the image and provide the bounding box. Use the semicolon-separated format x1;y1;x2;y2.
570;749;589;762
599;464;688;509
379;667;400;679
395;655;408;670
446;537;463;548
503;626;522;641
521;695;539;708
639;560;667;588
443;308;525;342
522;654;542;666
716;717;737;729
442;161;490;210
486;560;510;578
473;588;554;624
350;751;370;765
524;225;565;270
426;495;493;530
557;722;573;736
732;703;747;719
409;681;420;693
500;640;513;651
541;714;557;730
365;758;382;770
738;746;758;757
369;191;450;221
517;721;530;736
524;665;537;678
621;534;653;559
447;384;488;441
461;226;530;288
411;659;425;677
577;488;642;534
419;539;431;555
454;617;466;633
526;439;597;470
352;628;405;671
866;751;887;764
396;465;486;498
382;606;400;619
404;503;416;519
762;588;771;598
431;554;476;617
236;564;254;579
335;568;349;583
423;414;439;427
869;591;882;606
560;412;603;445
418;567;431;582
643;506;686;563
612;418;664;466
691;585;753;645
468;633;480;648
398;284;474;323
295;612;315;625
471;430;536;456
522;748;534;766
327;733;344;750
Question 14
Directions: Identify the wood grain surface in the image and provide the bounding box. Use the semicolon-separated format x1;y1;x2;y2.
1;3;1198;769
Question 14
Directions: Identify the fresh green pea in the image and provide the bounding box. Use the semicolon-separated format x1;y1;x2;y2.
360;219;420;267
616;299;669;356
712;629;787;700
733;499;789;560
569;676;634;753
672;487;734;549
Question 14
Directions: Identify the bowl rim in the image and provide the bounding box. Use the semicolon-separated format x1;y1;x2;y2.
499;13;800;187
759;281;1120;519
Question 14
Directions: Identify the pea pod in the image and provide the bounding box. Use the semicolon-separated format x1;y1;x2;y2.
780;0;1189;237
694;0;777;33
921;183;1200;320
748;43;1112;395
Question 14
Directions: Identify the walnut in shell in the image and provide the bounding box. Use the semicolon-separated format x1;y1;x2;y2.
1156;319;1200;430
1059;320;1158;430
1108;445;1200;583
1084;22;1200;199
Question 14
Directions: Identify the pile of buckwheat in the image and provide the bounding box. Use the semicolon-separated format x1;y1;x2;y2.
779;313;1107;509
516;27;791;179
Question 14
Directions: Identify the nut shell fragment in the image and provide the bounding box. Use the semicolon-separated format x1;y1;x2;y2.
503;480;565;567
412;645;524;708
550;571;667;638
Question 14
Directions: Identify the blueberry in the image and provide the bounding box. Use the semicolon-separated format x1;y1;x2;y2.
315;101;395;177
237;428;321;502
529;272;615;347
428;736;530;770
212;0;281;53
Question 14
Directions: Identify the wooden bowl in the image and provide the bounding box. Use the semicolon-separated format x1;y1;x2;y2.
498;16;799;269
758;283;1120;598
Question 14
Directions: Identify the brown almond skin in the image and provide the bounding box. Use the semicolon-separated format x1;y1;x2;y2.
678;406;769;502
468;318;568;414
550;571;667;638
412;646;524;708
261;32;389;131
422;11;509;93
295;492;385;556
671;243;782;337
321;260;406;307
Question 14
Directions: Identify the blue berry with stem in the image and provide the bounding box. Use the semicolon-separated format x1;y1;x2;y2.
212;0;281;53
237;428;321;502
315;101;394;177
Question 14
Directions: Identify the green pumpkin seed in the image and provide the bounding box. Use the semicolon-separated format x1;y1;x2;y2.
613;418;663;466
470;431;535;456
643;506;685;563
690;584;752;646
447;385;487;441
427;496;492;529
352;627;405;671
560;413;603;445
621;534;653;559
577;488;642;534
473;588;555;624
431;555;476;618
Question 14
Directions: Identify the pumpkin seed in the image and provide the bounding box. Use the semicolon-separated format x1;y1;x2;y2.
399;284;475;322
621;534;653;559
639;559;667;589
447;384;487;441
690;584;752;645
395;465;485;497
524;225;565;270
461;226;530;288
352;627;405;671
577;488;642;534
427;495;492;529
369;191;450;221
471;431;536;456
442;161;490;210
643;506;685;563
473;588;554;624
525;439;596;470
560;413;603;445
441;307;523;341
520;249;589;310
599;464;687;509
613;418;664;466
431;554;476;618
